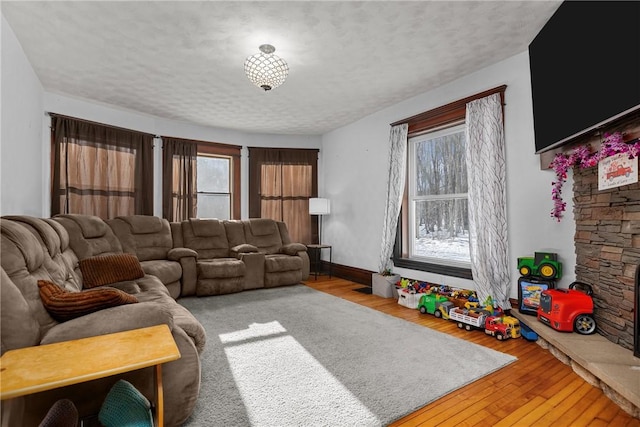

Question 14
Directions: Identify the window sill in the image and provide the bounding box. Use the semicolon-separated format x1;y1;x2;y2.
392;257;473;280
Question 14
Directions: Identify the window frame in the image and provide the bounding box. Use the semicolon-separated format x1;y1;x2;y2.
195;153;233;220
197;142;241;220
391;85;506;280
407;123;470;269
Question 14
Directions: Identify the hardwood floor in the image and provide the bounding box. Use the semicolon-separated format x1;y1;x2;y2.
302;276;640;427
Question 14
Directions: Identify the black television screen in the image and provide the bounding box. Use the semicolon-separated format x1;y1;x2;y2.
529;1;640;153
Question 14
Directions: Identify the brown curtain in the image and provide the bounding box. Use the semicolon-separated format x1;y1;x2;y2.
248;147;318;244
162;137;198;222
51;115;154;219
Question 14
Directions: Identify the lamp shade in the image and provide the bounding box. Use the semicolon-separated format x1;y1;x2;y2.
309;198;330;215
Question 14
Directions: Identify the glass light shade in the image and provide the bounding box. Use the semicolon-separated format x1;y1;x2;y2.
244;44;289;91
309;198;330;215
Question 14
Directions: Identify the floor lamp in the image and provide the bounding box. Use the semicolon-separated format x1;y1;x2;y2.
309;198;330;245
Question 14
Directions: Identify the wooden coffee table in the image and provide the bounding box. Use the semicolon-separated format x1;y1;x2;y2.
0;324;180;427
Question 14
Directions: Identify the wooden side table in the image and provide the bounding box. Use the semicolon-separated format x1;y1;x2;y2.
0;324;180;427
306;244;332;279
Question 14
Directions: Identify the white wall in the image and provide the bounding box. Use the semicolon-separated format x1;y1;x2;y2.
1;15;45;216
321;51;576;298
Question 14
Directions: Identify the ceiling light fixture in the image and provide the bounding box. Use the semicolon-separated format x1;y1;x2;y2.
244;44;289;91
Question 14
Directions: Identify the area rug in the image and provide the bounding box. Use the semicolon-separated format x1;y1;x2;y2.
179;285;516;427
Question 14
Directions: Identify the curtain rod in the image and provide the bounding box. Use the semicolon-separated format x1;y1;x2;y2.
390;84;507;127
47;112;155;138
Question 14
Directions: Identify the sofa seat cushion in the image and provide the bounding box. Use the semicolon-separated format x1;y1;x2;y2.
264;254;303;273
197;258;245;279
140;260;182;286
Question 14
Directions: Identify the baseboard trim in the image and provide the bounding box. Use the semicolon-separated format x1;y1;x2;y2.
320;261;373;286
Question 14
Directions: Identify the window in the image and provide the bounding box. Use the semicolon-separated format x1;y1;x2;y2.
392;85;506;279
408;124;470;268
248;148;318;244
162;138;240;222
51;115;154;219
197;155;231;219
197;142;241;220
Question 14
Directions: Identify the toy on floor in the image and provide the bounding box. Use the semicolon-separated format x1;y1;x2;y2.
417;294;454;319
449;307;521;341
519;320;538;341
537;281;596;334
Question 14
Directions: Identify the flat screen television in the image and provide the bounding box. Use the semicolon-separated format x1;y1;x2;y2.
529;1;640;153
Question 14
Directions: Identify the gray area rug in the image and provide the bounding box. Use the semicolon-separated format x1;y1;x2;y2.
179;285;516;426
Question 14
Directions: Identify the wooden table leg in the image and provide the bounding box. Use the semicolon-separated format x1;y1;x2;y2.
154;364;164;427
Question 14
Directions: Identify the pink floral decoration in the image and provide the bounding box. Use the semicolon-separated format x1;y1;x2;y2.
550;132;640;221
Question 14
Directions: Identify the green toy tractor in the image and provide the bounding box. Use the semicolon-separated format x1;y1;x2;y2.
517;252;562;280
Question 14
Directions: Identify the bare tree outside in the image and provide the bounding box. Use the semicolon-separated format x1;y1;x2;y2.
411;126;470;263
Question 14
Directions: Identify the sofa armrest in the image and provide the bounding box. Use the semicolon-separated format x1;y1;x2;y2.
40;302;174;345
168;247;198;261
280;243;307;256
230;244;259;258
238;252;265;289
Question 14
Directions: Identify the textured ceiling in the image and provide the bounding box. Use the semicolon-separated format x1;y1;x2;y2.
2;1;561;135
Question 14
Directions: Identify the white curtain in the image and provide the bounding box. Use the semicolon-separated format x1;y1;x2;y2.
465;93;510;308
378;124;409;273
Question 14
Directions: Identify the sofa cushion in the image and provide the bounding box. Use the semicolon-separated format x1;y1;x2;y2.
80;254;145;288
108;216;174;262
181;219;231;259
119;215;164;235
189;218;224;237
264;254;303;273
243;219;283;254
1;268;40;353
280;243;307;256
54;214;123;260
58;214;111;239
140;260;182;285
249;218;278;236
197;258;245;279
38;280;138;322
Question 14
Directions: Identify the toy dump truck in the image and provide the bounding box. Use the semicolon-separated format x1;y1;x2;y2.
418;294;454;319
449;307;488;331
484;315;521;340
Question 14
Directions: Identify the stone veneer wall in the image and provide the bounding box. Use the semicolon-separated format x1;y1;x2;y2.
573;166;638;351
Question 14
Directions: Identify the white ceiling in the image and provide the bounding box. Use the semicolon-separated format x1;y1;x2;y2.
2;1;561;136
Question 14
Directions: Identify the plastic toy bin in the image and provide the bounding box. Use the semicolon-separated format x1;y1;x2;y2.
397;290;421;309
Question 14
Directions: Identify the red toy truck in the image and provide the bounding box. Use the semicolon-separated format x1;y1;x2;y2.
484;315;521;340
449;308;521;341
537;281;597;334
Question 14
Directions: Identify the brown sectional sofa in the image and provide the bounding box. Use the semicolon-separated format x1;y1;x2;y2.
1;214;309;427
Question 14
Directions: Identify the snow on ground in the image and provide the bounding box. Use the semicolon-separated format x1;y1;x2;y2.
414;232;470;263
